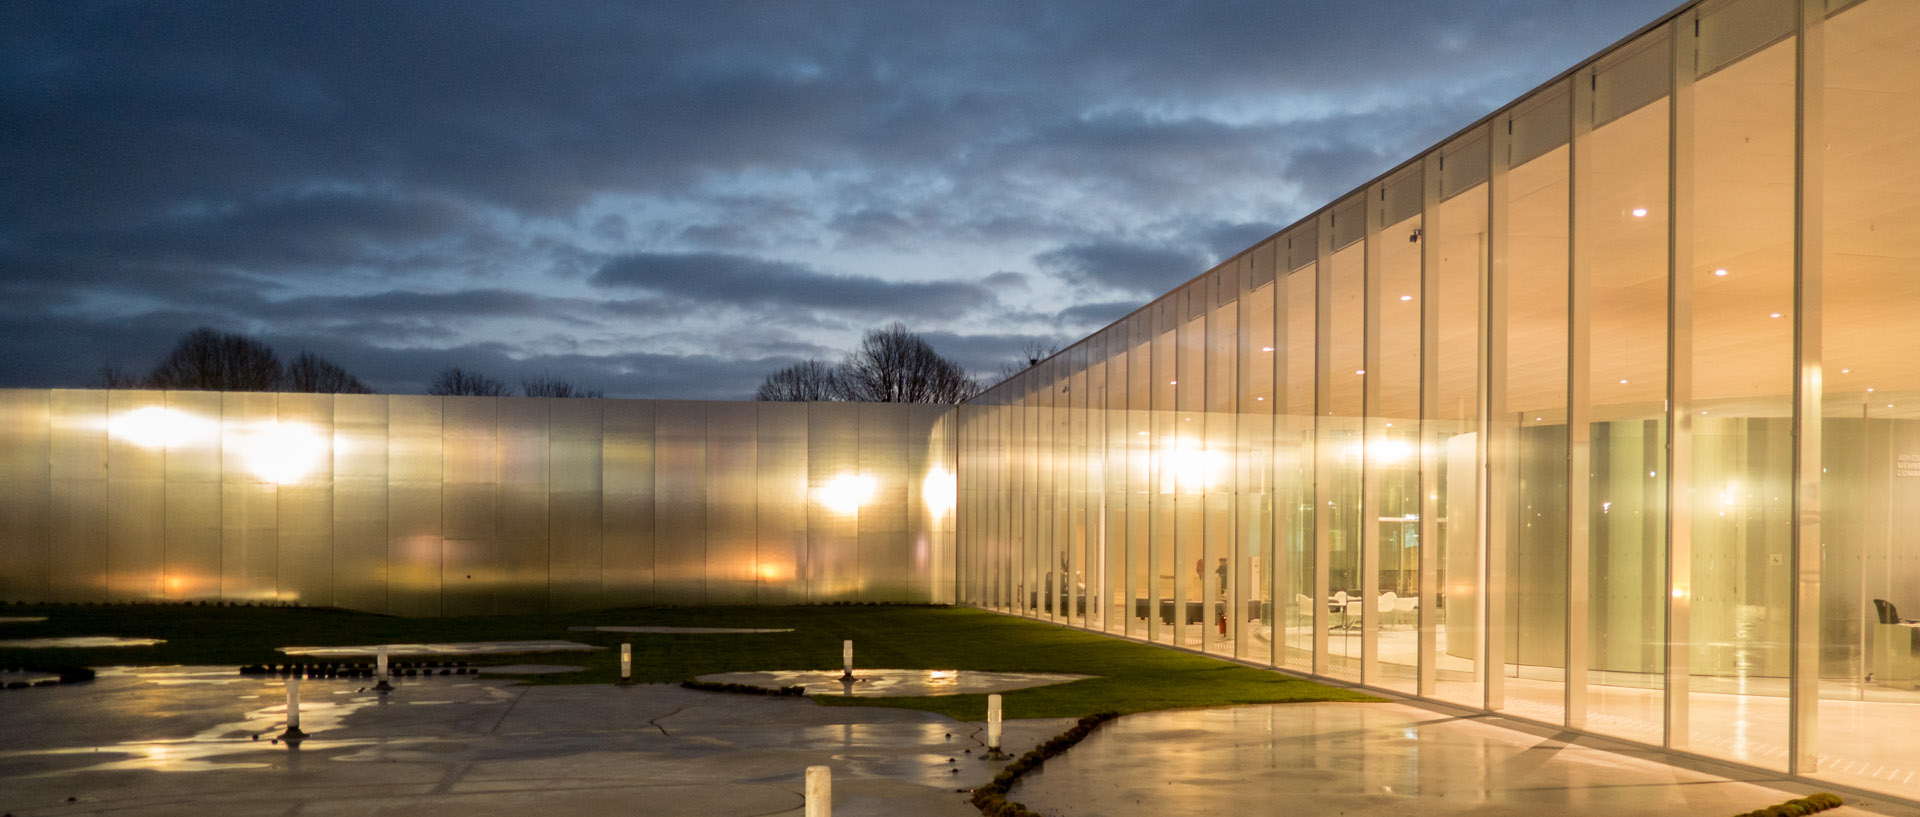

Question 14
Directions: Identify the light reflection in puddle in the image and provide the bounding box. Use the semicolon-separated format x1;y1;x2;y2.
0;636;164;648
695;669;1093;697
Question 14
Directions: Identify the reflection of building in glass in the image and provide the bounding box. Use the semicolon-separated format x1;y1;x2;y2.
956;0;1920;803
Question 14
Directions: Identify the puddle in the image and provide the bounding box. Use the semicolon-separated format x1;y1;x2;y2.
694;669;1094;697
567;625;793;634
0;616;49;623
280;640;602;657
0;636;163;648
477;664;586;675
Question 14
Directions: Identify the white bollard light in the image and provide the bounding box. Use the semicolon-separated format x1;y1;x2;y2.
619;643;634;686
281;676;307;740
374;645;393;692
805;765;831;817
986;693;1004;757
841;639;854;680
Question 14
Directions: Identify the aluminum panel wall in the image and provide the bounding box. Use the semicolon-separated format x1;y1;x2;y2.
105;390;164;601
704;401;759;604
0;389;50;601
275;393;334;606
47;389;107;602
387;395;443;617
602;399;655;606
494;398;549;613
809;402;861;601
219;392;278;602
652;400;706;604
859;402;911;601
333;394;389;614
163;390;222;601
757;402;809;604
548;398;603;612
440;396;498;615
3;390;944;612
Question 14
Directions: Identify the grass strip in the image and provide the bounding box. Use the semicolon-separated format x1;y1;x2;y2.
0;602;1377;720
971;711;1119;817
1732;793;1843;817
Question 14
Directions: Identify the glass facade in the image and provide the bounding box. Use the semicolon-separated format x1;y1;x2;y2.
957;0;1920;801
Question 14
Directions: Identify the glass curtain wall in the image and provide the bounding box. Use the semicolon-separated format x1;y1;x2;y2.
953;0;1920;802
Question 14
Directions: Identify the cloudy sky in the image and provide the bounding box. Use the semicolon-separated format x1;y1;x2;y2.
1;1;1678;399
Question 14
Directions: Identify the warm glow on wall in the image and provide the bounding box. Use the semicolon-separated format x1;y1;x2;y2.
923;466;956;517
243;421;331;484
109;406;215;449
818;472;876;514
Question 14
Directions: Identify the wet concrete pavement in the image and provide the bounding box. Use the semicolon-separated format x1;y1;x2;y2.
4;667;1917;817
1012;702;1920;817
0;667;1070;817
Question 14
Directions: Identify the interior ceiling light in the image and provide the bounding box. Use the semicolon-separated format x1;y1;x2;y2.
1631;207;1649;218
1714;268;1729;277
1261;346;1274;352
1399;295;1413;301
1770;313;1782;318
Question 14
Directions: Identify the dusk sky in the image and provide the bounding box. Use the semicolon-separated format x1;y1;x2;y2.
1;1;1678;399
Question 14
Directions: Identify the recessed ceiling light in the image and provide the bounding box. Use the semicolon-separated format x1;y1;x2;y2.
1355;369;1365;375
1713;268;1729;277
1631;207;1649;218
1770;313;1782;319
1261;346;1274;352
1399;295;1413;301
1841;368;1851;374
1169;380;1177;385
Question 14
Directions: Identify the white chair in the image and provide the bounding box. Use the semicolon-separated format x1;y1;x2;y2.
1295;593;1313;629
1394;596;1418;628
1377;591;1397;630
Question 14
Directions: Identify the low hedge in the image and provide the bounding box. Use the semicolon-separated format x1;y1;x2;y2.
971;711;1118;817
1733;793;1843;817
679;679;806;697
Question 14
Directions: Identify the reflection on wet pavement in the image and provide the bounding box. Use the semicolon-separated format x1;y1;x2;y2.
695;669;1093;697
566;625;793;634
0;636;164;648
279;640;602;656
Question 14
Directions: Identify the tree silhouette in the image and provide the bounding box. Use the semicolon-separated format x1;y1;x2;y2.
427;366;510;396
88;364;144;389
145;327;284;391
286;351;374;394
837;323;980;404
756;359;845;401
522;375;603;398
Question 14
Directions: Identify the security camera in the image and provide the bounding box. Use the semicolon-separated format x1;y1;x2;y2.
1409;229;1422;243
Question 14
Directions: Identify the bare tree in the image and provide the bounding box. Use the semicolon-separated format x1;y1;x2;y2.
89;364;144;389
427;366;510;396
522;375;603;398
837;323;980;404
286;351;374;394
994;339;1063;383
756;359;845;401
145;327;284;391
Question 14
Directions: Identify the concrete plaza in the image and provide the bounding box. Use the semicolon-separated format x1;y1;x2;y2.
0;667;1910;817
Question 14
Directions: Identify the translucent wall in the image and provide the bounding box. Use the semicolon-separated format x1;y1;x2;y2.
0;391;955;613
955;0;1920;802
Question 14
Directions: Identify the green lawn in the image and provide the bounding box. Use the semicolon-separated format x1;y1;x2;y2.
0;602;1378;719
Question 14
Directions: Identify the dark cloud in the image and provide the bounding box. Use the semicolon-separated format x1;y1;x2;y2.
591;252;993;318
1055;301;1142;331
1034;242;1208;296
0;0;1680;397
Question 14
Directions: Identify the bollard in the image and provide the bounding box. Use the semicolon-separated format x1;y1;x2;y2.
281;676;307;740
804;765;831;817
618;643;634;686
983;693;1008;759
374;645;393;692
841;640;854;681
